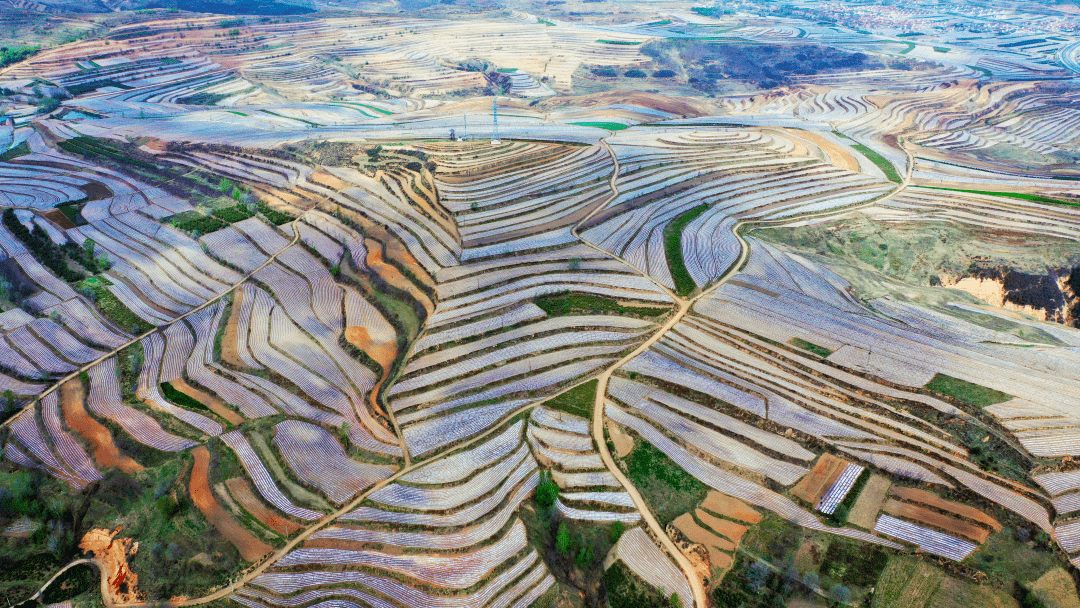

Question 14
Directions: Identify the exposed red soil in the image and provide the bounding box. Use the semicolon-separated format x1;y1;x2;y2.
695;509;749;545
890;486;1001;531
700;491;762;524
224;477;302;537
219;289;247;370
79;527;139;603
169;378;244;426
790;454;848;505
345;325;398;423
534;91;711;118
883;499;991;544
60;378;143;474
190;447;273;562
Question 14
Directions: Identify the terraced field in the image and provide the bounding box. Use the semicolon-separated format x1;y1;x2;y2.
5;3;1080;608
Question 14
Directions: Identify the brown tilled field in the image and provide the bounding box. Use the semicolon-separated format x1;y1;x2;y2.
890;486;1001;531
790;454;848;505
190;447;273;562
882;499;991;544
700;491;762;524
170;378;244;426
695;509;749;545
225;477;303;537
60;377;143;474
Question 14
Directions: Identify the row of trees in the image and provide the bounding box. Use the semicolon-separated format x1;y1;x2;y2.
2;209;110;284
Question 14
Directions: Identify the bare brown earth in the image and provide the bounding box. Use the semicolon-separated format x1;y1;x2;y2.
882;499;990;544
43;208;76;230
668;516;716;582
700;491;762;524
534;91;711;118
190;447;273;562
606;420;633;457
364;237;435;317
60;377;143;474
220;289;246;369
345;325;397;426
790;454;848;506
170;378;244;426
890;486;1001;531
848;474;891;529
79;527;139;603
224;477;302;537
784;128;859;172
695;509;749;545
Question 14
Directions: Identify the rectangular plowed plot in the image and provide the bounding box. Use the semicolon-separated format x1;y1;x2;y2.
190;447;273;562
225;478;303;536
695;509;749;545
848;475;891;529
790;454;848;505
883;499;990;544
700;491;762;524
673;513;734;551
890;487;1001;532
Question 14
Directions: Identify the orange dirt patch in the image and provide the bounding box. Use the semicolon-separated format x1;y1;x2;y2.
890;486;1001;531
786;129;859;172
169;378;244;426
535;91;710;118
790;454;848;506
60;378;142;474
883;499;991;544
365;237;435;317
190;447;273;562
220;289;246;369
224;477;302;536
700;491;762;524
345;325;397;429
695;509;749;545
606;420;633;458
848;474;891;529
672;514;734;576
79;527;139;603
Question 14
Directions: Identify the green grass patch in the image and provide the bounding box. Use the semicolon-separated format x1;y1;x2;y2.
256;201;293;225
175;92;229;105
645;19;673;26
851;143;902;183
534;291;670;318
623;437;708;526
260;109;318;126
917;186;1080;208
211;203;255;223
39;563;97;604
160;381;211;412
924;373;1012;407
170;212;227;235
0;141;31;161
967;64;993;78
788;337;832;358
58;137;156;171
79;279;155;334
934;46;950;53
56;202;88;226
897;31;923;37
891;40;916;53
537;18;555;26
542;379;596;418
665;203;709;297
227;110;248;116
1000;38;1046;48
819;535;890;587
604;560;681;608
597;39;642;45
827;469;869;525
569;121;628;131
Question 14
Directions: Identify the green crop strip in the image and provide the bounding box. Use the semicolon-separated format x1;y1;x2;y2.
569;121;628;131
917;186;1079;208
850;143;902;183
665;204;710;297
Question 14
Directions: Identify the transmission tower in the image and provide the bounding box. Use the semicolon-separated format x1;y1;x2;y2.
491;97;501;145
